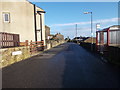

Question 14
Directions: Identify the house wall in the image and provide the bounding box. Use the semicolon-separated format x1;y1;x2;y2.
36;7;46;45
36;13;41;41
56;34;64;40
0;1;46;45
0;1;35;42
0;2;2;32
41;13;46;45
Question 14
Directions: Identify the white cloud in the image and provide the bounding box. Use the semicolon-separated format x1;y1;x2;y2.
50;17;118;27
50;17;119;39
62;27;91;31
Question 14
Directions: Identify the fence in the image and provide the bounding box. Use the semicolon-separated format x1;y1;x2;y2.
20;40;44;54
0;32;20;48
29;40;44;54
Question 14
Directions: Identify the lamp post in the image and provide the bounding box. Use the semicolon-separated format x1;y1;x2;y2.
84;12;93;51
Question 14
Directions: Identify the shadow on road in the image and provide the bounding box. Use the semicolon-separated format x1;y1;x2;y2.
61;43;120;88
2;43;120;88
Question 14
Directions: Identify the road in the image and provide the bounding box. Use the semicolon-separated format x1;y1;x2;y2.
2;43;120;88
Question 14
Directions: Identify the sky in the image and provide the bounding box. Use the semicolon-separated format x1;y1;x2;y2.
32;2;118;39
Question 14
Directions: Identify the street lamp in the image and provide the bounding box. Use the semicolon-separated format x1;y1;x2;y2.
84;12;93;51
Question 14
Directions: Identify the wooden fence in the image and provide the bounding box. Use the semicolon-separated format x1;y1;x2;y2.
30;40;44;54
20;40;44;54
0;32;44;54
0;32;20;48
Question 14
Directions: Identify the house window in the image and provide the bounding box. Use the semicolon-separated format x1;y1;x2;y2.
3;13;10;23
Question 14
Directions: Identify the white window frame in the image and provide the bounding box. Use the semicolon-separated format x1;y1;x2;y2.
3;12;10;23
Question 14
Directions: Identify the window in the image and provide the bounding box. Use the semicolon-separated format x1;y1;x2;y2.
3;13;10;23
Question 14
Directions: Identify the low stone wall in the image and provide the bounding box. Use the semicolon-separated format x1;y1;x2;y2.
80;42;120;65
0;46;30;68
46;40;65;50
80;42;96;52
0;40;65;68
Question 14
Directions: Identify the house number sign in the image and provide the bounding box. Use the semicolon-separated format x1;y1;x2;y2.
12;51;22;55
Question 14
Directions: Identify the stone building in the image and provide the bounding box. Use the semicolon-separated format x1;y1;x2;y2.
54;33;64;40
45;25;50;40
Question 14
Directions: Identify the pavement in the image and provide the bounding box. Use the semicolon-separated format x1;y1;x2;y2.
2;42;120;88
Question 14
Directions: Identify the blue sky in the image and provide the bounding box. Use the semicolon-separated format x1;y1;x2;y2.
32;2;118;39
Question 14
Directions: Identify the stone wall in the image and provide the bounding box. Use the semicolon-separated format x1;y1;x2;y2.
0;46;30;68
46;40;65;50
0;40;65;68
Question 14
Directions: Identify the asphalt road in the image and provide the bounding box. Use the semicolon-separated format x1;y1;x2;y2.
2;43;120;88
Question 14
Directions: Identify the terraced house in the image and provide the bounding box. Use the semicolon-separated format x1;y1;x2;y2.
0;0;46;48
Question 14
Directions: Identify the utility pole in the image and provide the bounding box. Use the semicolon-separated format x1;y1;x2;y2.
84;12;93;51
76;24;77;38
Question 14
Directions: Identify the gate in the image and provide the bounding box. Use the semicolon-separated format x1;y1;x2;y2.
29;40;44;54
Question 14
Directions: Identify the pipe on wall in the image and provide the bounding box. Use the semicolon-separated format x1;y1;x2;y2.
33;4;37;42
40;13;43;41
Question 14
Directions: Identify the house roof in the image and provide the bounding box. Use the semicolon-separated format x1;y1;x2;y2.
2;0;45;11
55;33;63;36
110;25;120;28
49;34;54;36
109;25;120;30
45;25;50;29
26;0;44;11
